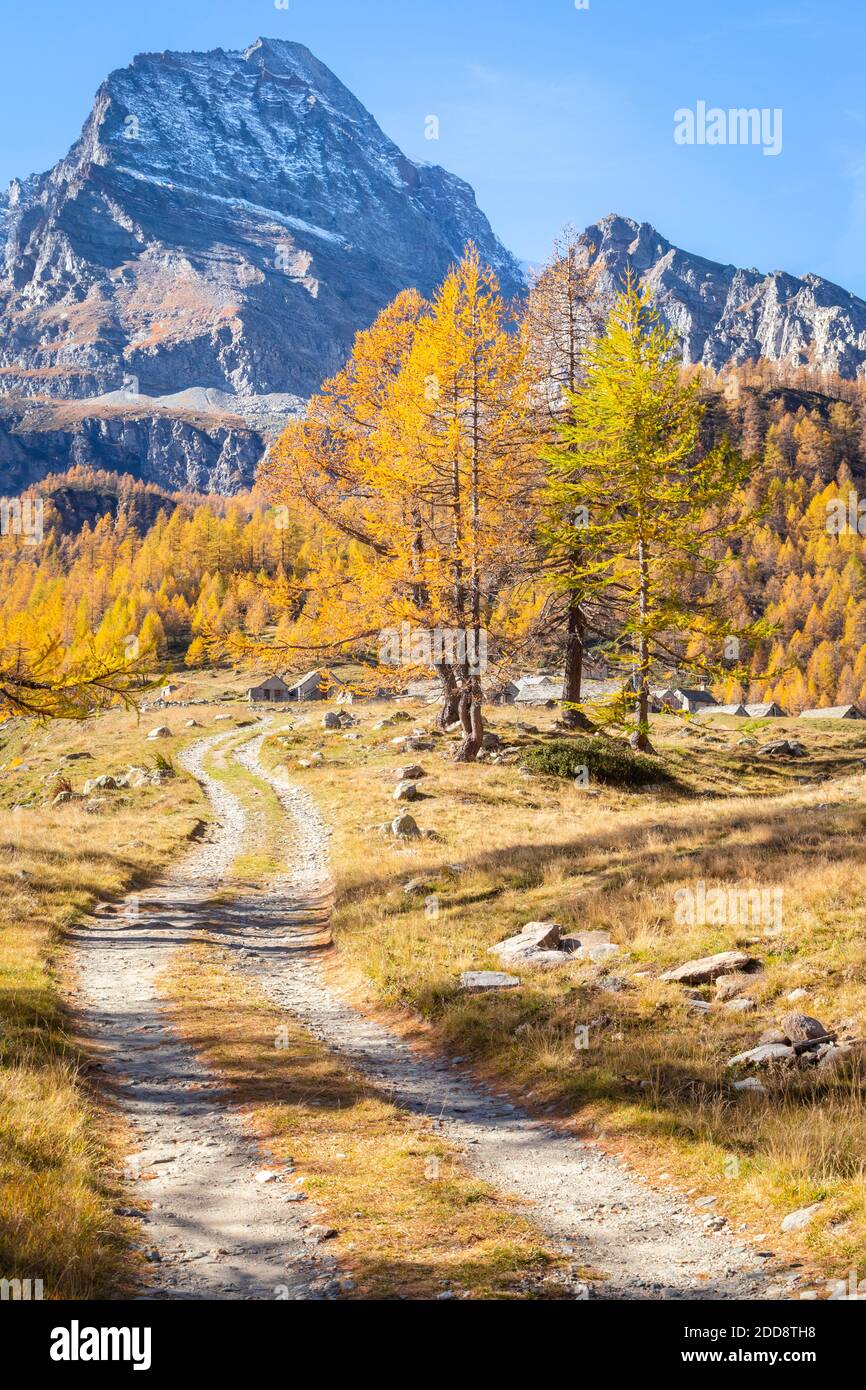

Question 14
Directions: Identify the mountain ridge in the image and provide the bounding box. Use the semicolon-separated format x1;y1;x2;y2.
2;42;866;496
0;36;521;407
578;213;866;379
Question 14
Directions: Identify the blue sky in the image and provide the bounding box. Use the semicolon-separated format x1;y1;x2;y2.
2;0;865;292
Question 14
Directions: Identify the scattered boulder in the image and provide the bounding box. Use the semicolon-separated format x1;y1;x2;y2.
787;988;809;1002
481;732;502;751
576;941;621;965
297;753;324;768
723;998;756;1013
715;973;753;1001
759;1015;832;1056
393;780;421;802
758;1027;790;1046
391;813;421;839
397;764;426;780
661;951;759;985
52;790;75;805
492;920;593;969
727;1043;796;1067
561;930;611;953
781;1202;822;1234
84;775;118;795
459;971;520;993
492;921;562;964
779;1013;829;1045
757;739;806;758
733;1076;768;1095
403;878;430;897
185;719;202;728
322;711;341;730
147;726;172;740
817;1041;864;1073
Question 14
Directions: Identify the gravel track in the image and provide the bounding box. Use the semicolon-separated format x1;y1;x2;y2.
71;733;335;1300
226;732;784;1302
72;724;788;1301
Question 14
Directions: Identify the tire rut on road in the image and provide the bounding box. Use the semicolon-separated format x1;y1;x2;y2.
218;731;784;1302
71;732;333;1300
73;724;789;1301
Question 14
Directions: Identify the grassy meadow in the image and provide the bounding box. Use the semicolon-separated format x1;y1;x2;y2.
258;701;866;1291
0;672;256;1297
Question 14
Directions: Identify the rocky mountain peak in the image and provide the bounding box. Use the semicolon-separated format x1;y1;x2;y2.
0;37;521;413
578;213;866;379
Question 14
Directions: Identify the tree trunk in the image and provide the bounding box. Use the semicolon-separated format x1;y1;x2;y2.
560;598;594;731
436;663;461;729
635;535;651;751
454;675;484;761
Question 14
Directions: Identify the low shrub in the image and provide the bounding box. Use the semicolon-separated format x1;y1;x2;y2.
520;736;673;788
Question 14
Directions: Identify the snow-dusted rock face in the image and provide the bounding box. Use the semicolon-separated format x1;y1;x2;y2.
4;39;866;497
0;37;522;408
578;215;866;380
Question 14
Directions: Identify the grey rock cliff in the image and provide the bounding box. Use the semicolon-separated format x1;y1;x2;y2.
0;38;521;493
578;214;866;379
0;37;521;405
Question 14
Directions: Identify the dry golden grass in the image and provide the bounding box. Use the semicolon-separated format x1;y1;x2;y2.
258;703;866;1286
7;675;866;1297
161;939;572;1300
0;698;230;1297
201;730;288;889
